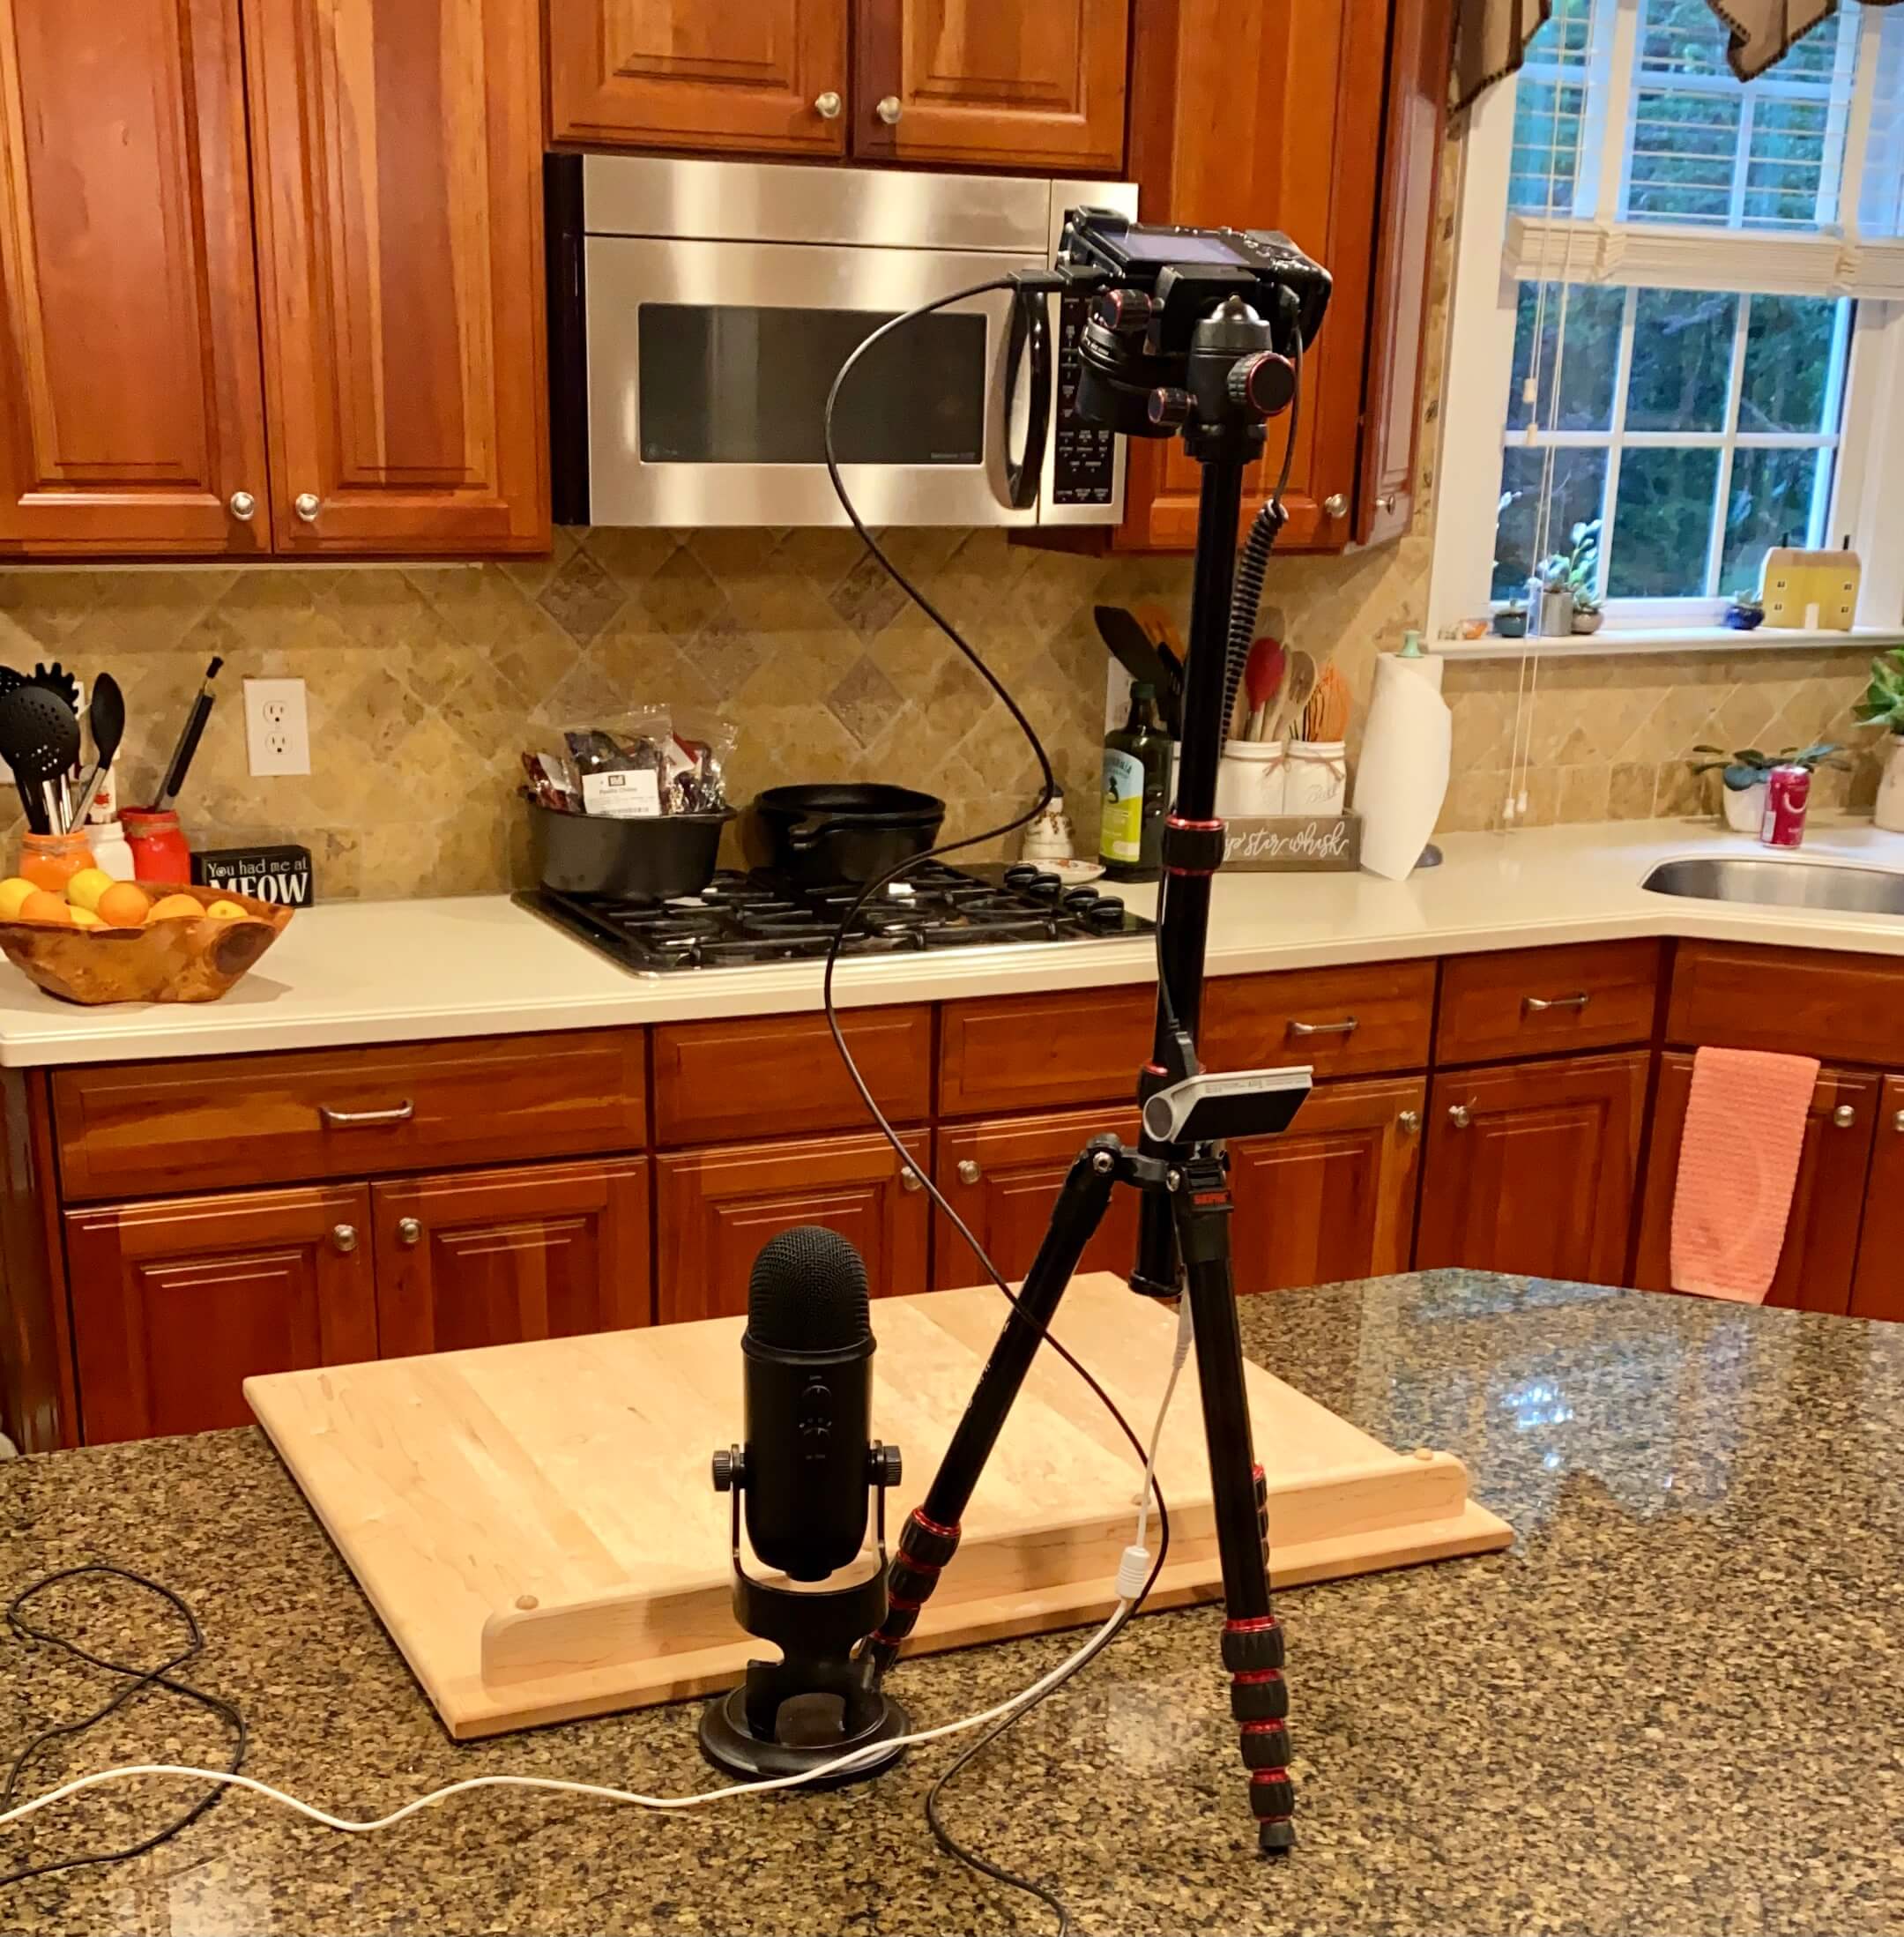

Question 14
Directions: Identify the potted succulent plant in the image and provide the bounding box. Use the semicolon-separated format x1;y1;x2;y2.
1571;585;1603;635
1691;741;1845;833
1853;644;1904;831
1493;600;1528;639
1539;521;1601;637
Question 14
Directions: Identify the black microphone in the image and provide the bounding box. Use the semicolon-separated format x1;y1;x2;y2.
702;1226;910;1783
741;1226;874;1582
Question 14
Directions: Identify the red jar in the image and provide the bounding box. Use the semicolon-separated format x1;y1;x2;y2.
120;808;192;885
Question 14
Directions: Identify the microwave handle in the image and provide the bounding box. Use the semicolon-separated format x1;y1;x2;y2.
1002;284;1052;510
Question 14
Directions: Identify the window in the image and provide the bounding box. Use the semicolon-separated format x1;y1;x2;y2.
1432;0;1904;643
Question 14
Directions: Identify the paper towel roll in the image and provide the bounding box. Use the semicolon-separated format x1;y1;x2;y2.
1351;651;1453;880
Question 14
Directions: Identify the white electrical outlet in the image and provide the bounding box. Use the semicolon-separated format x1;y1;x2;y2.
243;677;312;777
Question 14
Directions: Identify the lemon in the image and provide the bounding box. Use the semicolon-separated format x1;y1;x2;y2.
0;877;37;919
66;868;115;913
69;906;104;929
205;900;247;920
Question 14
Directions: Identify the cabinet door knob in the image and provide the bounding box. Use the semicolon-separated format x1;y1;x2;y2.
876;94;903;124
228;490;257;521
331;1223;358;1254
1398;1109;1420;1134
1380;492;1400;515
1833;1103;1857;1129
1321;493;1348;518
899;1166;922;1194
1447;1104;1472;1129
957;1158;982;1185
814;89;842;119
397;1216;422;1245
294;492;322;522
1894;1108;1904;1134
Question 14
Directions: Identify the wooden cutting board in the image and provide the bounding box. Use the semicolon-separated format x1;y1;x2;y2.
247;1277;1510;1739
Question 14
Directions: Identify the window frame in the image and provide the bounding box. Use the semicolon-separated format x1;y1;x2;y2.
1429;0;1904;648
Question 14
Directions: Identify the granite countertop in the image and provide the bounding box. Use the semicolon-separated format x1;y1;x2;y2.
0;1270;1899;1934
4;816;1904;1067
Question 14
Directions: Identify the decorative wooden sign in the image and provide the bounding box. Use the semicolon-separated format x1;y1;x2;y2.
1223;814;1361;872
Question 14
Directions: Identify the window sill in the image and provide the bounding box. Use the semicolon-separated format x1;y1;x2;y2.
1436;624;1904;661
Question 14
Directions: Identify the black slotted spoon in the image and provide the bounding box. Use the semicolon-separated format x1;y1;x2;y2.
0;684;80;834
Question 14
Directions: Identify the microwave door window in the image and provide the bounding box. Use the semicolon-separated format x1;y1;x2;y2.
637;305;987;465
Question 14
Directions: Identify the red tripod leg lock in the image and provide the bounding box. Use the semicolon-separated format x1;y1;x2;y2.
1230;1667;1288;1722
866;1508;961;1662
1221;1615;1285;1673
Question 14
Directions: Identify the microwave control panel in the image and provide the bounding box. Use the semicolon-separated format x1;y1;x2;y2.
1052;291;1118;506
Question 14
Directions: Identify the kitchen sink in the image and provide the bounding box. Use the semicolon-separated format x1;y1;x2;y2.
1641;854;1904;916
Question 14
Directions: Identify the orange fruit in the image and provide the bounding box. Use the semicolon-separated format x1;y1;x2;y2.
146;893;205;921
19;890;74;926
96;883;152;928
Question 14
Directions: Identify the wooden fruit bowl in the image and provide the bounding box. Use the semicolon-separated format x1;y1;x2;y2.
0;883;294;1005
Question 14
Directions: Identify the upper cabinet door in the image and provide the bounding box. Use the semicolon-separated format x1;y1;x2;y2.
550;0;851;156
1118;0;1389;552
0;0;271;555
1356;0;1453;548
852;0;1127;171
242;0;549;554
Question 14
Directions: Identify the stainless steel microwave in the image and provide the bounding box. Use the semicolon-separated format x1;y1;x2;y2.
546;155;1138;529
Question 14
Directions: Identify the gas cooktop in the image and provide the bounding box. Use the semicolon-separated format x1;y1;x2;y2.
518;861;1154;974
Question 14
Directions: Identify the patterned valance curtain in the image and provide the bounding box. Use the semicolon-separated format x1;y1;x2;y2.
1454;0;1894;107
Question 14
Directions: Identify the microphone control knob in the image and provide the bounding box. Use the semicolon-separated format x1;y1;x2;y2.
711;1446;743;1493
869;1442;903;1488
1148;386;1192;429
1228;350;1298;417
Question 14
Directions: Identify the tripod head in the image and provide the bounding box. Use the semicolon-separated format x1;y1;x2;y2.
1050;209;1331;454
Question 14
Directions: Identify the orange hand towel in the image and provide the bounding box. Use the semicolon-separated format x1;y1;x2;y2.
1670;1046;1819;1302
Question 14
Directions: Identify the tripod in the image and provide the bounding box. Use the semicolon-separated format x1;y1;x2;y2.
862;236;1326;1853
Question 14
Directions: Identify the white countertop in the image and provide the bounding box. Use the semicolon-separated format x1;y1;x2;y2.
6;816;1904;1067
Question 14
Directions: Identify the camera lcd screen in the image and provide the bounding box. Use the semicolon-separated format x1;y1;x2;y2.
1111;230;1260;268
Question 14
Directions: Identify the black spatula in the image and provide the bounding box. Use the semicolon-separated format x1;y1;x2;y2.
0;684;79;835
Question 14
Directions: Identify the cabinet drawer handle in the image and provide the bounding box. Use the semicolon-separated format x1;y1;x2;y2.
900;1166;922;1194
1398;1109;1420;1134
319;1100;415;1129
1523;992;1591;1014
397;1216;422;1245
1448;1104;1472;1129
1833;1104;1857;1129
957;1159;982;1185
331;1223;357;1254
1288;1016;1358;1037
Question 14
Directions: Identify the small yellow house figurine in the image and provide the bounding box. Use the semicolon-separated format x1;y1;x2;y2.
1759;547;1860;630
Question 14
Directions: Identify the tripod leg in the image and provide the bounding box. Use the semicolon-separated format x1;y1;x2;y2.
864;1140;1119;1676
1172;1156;1295;1854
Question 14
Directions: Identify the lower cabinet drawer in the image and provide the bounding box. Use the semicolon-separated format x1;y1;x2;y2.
1668;941;1904;1063
53;1028;648;1200
655;1130;930;1325
1202;959;1434;1078
1436;940;1661;1065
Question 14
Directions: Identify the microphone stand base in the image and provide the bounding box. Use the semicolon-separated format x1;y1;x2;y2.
698;1684;910;1787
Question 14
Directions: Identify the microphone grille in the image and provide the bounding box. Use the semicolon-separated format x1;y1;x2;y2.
745;1226;871;1351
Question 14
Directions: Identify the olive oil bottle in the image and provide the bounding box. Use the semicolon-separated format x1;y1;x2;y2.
1100;682;1173;882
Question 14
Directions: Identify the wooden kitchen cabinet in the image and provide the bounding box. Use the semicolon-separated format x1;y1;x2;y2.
549;0;850;157
1851;1077;1904;1322
242;0;548;553
67;1185;378;1443
1634;1056;1878;1317
1230;1076;1424;1293
1416;1053;1648;1286
0;0;271;555
656;1129;929;1324
852;0;1128;171
373;1158;651;1357
1117;0;1436;553
931;1106;1141;1290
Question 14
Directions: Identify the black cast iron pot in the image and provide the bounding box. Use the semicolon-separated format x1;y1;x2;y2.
747;784;947;888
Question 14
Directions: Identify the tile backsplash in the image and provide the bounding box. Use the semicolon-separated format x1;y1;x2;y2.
0;517;1878;900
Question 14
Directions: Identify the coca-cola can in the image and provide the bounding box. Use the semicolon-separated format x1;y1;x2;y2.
1760;764;1811;847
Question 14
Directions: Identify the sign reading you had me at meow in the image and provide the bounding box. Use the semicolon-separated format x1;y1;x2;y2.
1222;814;1361;873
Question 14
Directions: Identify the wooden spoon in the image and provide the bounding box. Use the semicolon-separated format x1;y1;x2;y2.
1267;647;1316;745
1243;637;1285;741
